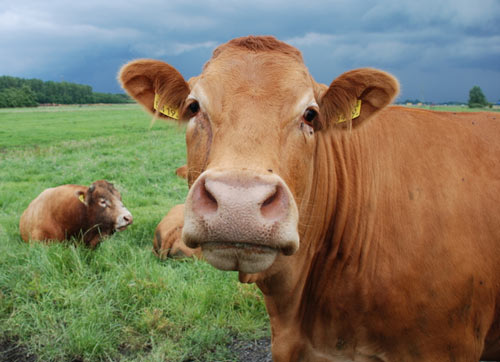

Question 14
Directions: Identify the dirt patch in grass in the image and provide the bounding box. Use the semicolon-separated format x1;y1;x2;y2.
229;337;272;362
0;336;272;362
0;337;36;362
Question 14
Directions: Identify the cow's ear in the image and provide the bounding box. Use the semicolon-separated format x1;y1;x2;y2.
175;165;188;180
75;191;88;206
318;68;399;129
119;59;191;121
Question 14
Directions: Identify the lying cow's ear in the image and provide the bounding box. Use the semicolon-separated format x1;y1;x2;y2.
175;165;188;180
318;68;399;129
119;59;190;121
75;191;88;206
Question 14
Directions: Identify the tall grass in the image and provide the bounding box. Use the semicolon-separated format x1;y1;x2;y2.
0;105;269;361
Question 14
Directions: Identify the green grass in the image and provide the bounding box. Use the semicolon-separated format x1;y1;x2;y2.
0;104;269;361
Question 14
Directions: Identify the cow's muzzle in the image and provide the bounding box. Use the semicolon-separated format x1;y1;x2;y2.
182;170;299;273
115;209;133;231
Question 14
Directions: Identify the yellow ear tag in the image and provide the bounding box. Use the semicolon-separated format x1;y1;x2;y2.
78;194;85;203
337;99;362;124
154;94;180;120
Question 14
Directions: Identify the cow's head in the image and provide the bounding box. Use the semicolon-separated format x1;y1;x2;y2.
120;36;398;274
76;180;133;237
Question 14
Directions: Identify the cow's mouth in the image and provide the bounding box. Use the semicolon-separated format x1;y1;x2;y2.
201;242;279;273
205;241;276;253
115;225;130;232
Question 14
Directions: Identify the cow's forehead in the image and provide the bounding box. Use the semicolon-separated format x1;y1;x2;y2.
91;181;119;198
191;49;314;114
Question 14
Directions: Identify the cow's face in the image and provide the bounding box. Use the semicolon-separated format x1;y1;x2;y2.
181;46;322;273
77;180;133;235
120;36;398;274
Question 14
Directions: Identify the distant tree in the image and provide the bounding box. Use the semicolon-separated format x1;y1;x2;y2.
468;86;488;108
0;75;132;108
402;99;423;105
0;76;22;91
93;92;132;104
0;85;37;107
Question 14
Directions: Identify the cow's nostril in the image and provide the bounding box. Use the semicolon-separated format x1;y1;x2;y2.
262;189;278;207
205;184;217;205
123;215;133;224
192;178;218;215
261;185;287;221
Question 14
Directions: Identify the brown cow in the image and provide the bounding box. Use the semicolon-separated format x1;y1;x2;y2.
175;164;188;179
120;36;500;361
20;180;133;248
153;166;202;259
153;203;202;259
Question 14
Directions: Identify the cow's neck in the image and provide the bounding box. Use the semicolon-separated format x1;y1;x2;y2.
257;128;379;359
312;128;380;278
81;213;102;245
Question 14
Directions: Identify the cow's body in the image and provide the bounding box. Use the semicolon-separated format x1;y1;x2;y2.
120;36;500;361
261;106;500;361
153;166;202;259
20;180;133;248
153;203;202;259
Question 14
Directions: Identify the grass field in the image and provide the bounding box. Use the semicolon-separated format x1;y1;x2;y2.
1;103;497;361
0;104;269;361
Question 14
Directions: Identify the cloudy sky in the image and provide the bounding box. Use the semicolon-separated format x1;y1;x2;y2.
1;0;499;103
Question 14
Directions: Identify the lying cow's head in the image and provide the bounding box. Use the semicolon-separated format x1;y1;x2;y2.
120;36;398;274
76;180;133;236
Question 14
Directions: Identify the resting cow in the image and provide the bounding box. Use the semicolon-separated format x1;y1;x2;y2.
120;36;500;361
153;204;202;259
20;180;133;248
153;166;202;259
175;164;188;179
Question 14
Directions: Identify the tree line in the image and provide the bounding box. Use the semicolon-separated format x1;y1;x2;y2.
0;76;131;108
400;87;495;108
1;75;496;109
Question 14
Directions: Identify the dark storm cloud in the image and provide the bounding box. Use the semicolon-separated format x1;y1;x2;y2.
1;0;499;102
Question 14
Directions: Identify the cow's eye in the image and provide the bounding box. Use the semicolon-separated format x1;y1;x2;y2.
188;101;200;115
303;108;318;126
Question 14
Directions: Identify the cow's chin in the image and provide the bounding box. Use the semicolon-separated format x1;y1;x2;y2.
201;242;278;274
115;225;129;232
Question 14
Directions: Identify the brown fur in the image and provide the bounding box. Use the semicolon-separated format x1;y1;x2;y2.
120;36;500;361
118;59;190;120
211;35;303;63
153;204;202;259
20;180;132;248
175;165;188;179
151;167;202;259
320;68;399;129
